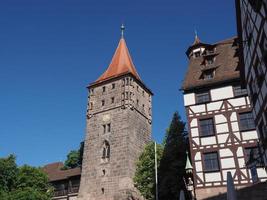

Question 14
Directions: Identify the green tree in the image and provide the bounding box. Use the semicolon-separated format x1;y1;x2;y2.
0;155;18;192
158;112;187;199
63;141;84;169
0;155;53;200
134;142;163;200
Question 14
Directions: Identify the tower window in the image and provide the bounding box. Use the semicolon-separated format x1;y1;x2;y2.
126;78;129;85
142;90;145;96
201;69;215;80
111;97;115;104
101;188;105;194
107;123;111;133
102;141;110;159
102;100;105;106
102;86;106;93
112;83;115;89
239;112;255;131
102;169;106;176
194;51;201;58
199;118;215;137
126;92;129;100
142;104;145;110
122;79;125;87
196;91;210;104
203;152;220;172
206;57;214;65
137;99;139;106
137;86;139;92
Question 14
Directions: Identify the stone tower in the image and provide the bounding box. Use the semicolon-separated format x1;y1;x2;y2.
78;27;152;200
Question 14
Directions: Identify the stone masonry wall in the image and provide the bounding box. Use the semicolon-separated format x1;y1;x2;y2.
78;75;152;200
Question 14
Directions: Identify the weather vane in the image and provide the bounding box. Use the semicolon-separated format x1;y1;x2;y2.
121;23;125;38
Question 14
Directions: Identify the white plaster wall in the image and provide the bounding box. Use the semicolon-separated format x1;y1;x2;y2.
231;122;239;132
228;97;246;107
201;136;216;145
237;147;244;157
230;112;237;121
241;130;259;140
190;104;206;113
217;134;228;144
205;172;221;182
190;118;197;127
195;152;201;161
196;172;204;182
191;128;199;137
210;86;234;101
257;168;267;178
216;123;229;134
184;93;195;106
219;149;233;157
238;158;245;168
221;158;236;168
215;114;227;124
193;138;200;145
207;101;223;111
195;161;202;172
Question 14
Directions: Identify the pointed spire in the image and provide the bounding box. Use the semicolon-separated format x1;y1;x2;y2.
185;151;193;174
94;26;141;84
193;30;201;46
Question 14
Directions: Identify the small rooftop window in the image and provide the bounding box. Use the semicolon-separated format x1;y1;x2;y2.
200;69;215;80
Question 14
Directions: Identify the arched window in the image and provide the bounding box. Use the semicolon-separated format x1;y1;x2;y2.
102;141;110;159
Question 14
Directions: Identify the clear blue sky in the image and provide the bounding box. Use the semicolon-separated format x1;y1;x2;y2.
0;0;237;166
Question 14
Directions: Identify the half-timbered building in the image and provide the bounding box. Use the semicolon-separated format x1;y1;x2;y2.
236;0;267;168
182;36;267;199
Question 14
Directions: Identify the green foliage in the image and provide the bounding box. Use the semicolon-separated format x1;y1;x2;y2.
0;154;18;192
63;141;84;169
0;155;53;200
134;142;163;200
158;112;187;199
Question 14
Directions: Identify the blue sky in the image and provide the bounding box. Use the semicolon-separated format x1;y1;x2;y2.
0;0;237;166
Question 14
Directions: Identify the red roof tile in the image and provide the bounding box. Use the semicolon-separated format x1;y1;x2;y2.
43;162;81;182
94;38;141;84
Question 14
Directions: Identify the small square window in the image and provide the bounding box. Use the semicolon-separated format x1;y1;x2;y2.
102;100;105;106
102;86;106;93
199;118;215;137
137;99;139;106
206;58;214;65
194;51;201;58
239;112;255;131
201;69;215;80
111;97;115;104
196;92;210;104
203;152;220;172
112;83;115;89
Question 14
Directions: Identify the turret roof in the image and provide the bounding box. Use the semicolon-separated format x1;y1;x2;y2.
94;37;141;84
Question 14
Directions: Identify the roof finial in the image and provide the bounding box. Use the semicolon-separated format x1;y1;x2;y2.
121;23;125;38
194;29;198;39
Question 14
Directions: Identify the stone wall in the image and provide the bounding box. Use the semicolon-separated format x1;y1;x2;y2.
78;75;152;200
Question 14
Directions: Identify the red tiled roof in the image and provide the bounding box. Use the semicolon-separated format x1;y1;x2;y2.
94;38;141;84
43;162;81;182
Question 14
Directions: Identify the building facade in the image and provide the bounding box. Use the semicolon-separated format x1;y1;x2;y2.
43;162;81;200
182;36;267;199
236;0;267;167
77;31;152;200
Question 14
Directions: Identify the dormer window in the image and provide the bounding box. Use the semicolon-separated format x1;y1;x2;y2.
201;69;215;80
194;51;201;58
206;57;214;65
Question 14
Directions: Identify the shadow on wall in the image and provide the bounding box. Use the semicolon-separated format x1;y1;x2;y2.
204;182;267;200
